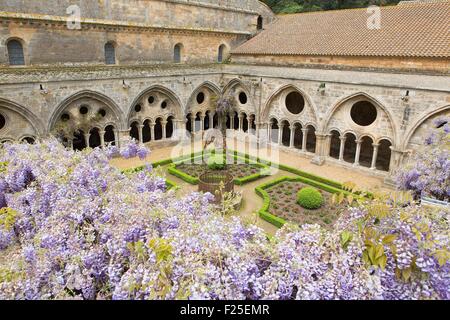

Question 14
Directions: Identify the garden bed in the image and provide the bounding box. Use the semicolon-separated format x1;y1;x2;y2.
265;180;346;229
169;153;270;185
256;176;358;229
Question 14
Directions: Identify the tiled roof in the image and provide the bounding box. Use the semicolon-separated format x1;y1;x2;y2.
233;1;450;58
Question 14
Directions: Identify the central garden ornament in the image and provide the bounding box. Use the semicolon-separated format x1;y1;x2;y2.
199;94;238;203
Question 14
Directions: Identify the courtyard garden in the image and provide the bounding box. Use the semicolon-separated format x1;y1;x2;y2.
0;118;448;300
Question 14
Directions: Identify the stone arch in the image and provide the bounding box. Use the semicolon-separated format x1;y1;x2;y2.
261;84;319;126
222;78;255;116
187;81;221;115
324;92;398;146
6;37;26;66
128;85;183;124
359;136;374;168
343;132;358;164
329;129;341;159
0;98;45;141
218;43;230;63
50;90;125;132
403;104;450;150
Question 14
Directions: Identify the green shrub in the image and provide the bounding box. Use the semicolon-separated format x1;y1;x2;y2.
297;187;324;210
207;154;226;170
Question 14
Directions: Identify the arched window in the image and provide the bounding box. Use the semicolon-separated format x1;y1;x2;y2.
257;16;263;30
174;43;183;63
104;42;116;65
218;44;226;63
7;39;25;66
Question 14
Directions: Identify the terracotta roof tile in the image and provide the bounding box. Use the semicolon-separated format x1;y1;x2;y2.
233;1;450;58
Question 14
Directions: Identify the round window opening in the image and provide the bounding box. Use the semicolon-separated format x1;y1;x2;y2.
239;92;248;105
350;101;378;126
98;109;107;118
148;96;155;104
79;106;89;115
0;114;6;130
134;104;142;113
61;113;70;122
196;92;205;104
285;92;305;115
161;101;168;109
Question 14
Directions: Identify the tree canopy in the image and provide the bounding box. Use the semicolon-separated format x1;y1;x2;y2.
262;0;401;14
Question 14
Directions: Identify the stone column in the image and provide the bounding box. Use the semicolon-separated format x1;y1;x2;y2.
238;115;244;132
191;115;196;135
199;115;205;132
230;115;235;131
150;123;156;141
100;130;106;148
289;127;295;148
339;136;347;161
114;129;120;148
162;121;167;140
68;139;73;150
370;143;380;170
354;139;362;166
249;117;255;135
278;123;284;145
138;124;144;144
267;122;272;141
301;128;309;152
209;113;214;129
311;133;328;166
84;133;90;148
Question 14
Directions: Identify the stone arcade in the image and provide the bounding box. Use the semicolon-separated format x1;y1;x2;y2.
0;0;449;185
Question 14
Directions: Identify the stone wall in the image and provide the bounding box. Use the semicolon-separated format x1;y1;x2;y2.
0;19;244;66
0;0;275;32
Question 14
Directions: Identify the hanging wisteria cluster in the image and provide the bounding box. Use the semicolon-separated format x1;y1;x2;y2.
396;118;450;201
0;139;448;300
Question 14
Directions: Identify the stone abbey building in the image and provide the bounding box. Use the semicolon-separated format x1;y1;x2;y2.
0;0;449;183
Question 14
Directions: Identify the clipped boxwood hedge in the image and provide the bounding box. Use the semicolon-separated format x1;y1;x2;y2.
297;187;324;209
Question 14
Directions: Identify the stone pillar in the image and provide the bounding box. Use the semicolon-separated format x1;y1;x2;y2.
114;129;120;148
301;128;309;152
238;115;244;132
100;130;106;148
278;123;284;145
84;133;90;148
249;117;255;135
370;143;380;170
137;124;144;144
311;133;328;166
190;115;196;134
267;122;272;141
230;115;235;131
209;113;214;129
339;136;347;161
68;139;73;150
354;139;362;166
199;115;205;132
150;124;156;141
162;121;167;139
289;127;295;148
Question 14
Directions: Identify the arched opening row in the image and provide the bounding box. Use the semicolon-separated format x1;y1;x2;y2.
186;111;256;134
328;131;392;172
130;116;176;144
268;119;317;154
